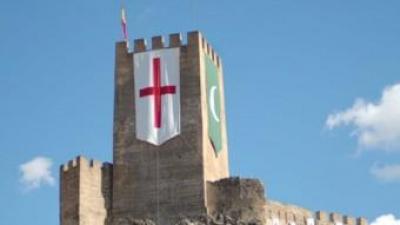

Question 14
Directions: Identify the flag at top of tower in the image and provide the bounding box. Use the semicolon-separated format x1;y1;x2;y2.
121;7;129;48
134;48;181;145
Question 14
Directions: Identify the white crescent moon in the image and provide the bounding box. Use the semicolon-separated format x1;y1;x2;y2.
209;86;220;123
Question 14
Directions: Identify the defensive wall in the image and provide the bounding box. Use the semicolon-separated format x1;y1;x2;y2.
265;201;368;225
60;155;367;225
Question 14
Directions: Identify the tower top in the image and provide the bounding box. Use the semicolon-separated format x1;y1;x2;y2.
122;31;222;69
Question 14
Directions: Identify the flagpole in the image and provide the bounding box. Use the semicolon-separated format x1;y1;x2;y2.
120;5;129;50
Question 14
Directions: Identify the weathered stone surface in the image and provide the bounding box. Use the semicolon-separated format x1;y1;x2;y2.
207;177;266;224
111;216;156;225
173;215;263;225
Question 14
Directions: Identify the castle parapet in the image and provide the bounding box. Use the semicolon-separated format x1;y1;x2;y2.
357;217;368;225
60;155;113;225
61;155;112;173
316;211;368;225
129;31;222;69
344;216;355;225
316;211;328;222
330;213;342;223
265;203;368;225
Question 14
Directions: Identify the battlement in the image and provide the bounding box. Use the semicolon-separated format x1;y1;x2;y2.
266;201;368;225
200;33;222;68
315;211;367;225
132;33;183;52
60;155;112;172
125;31;222;69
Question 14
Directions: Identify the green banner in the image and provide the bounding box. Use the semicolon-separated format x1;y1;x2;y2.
205;55;222;154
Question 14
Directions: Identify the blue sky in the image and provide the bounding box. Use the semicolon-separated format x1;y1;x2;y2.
1;0;400;224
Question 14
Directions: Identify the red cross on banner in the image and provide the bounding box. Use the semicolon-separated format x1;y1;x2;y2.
134;48;181;145
139;58;177;128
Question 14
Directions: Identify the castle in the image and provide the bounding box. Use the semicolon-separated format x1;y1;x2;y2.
60;31;368;225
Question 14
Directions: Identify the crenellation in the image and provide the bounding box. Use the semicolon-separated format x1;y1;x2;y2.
130;31;223;69
201;36;209;53
201;37;206;49
67;158;77;168
76;155;89;167
344;216;355;225
89;159;103;169
357;218;368;225
151;35;164;49
61;155;113;174
199;35;221;69
187;30;201;48
330;213;342;223
131;31;212;53
102;162;113;171
213;51;220;68
60;164;69;172
316;211;328;221
63;156;89;171
169;33;182;47
216;55;221;67
134;38;146;52
265;198;365;225
206;42;211;55
211;48;216;62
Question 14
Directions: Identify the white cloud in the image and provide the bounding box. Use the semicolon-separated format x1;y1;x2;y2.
326;83;400;151
371;163;400;183
19;156;55;190
371;214;400;225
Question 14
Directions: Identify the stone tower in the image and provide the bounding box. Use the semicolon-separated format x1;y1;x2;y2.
60;31;366;225
112;31;229;224
60;31;267;225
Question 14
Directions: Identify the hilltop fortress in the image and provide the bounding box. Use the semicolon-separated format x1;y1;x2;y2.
60;31;368;225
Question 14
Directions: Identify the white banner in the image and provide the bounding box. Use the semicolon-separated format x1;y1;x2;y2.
134;48;180;145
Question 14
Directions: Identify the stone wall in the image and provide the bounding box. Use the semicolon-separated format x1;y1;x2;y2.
265;201;313;225
206;177;267;224
60;156;112;225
